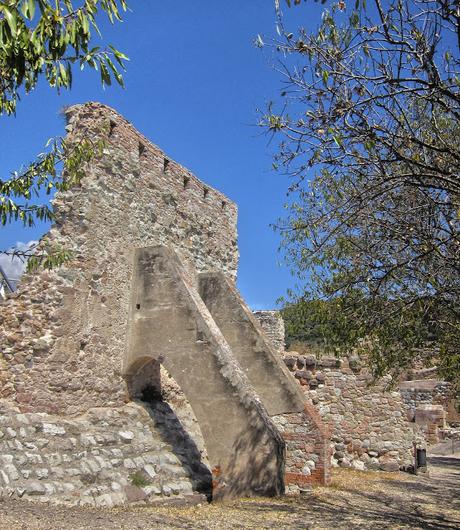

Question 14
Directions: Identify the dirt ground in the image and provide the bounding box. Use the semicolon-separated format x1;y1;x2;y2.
1;455;459;530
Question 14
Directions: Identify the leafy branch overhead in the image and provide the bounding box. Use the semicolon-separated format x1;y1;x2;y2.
0;1;128;271
0;135;105;268
0;0;128;115
0;134;104;227
261;0;460;385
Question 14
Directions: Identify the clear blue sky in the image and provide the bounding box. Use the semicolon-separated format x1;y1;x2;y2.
0;1;324;309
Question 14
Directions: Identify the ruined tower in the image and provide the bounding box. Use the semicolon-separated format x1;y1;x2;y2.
0;103;330;505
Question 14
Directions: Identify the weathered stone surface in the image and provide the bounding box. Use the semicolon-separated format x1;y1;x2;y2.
379;461;400;472
252;311;285;353
199;273;330;487
1;103;316;504
400;379;458;427
0;401;211;505
124;485;147;503
282;352;425;471
124;246;285;498
0;102;239;416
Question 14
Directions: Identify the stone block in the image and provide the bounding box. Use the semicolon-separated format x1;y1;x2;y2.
143;485;161;496
143;464;157;478
379;461;399;472
118;431;135;442
415;405;446;428
42;424;65;436
123;485;147;502
25;481;46;495
283;356;297;371
304;355;316;367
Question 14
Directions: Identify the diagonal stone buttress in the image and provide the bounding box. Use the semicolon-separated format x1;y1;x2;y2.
198;273;331;490
123;246;285;499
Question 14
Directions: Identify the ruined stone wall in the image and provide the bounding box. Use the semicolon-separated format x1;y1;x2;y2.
283;352;421;471
400;380;459;424
124;247;286;499
0;392;211;506
0;103;315;504
0;102;238;415
253;311;285;353
201;276;331;491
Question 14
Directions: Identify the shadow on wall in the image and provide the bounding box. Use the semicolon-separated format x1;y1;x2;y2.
213;418;286;499
126;359;212;497
125;356;285;500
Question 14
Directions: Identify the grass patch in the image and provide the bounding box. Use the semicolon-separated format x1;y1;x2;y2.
129;471;151;488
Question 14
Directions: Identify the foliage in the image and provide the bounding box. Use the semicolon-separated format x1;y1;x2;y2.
0;0;128;115
261;0;460;385
0;1;128;270
129;471;151;488
1;134;105;269
1;135;100;227
282;297;335;349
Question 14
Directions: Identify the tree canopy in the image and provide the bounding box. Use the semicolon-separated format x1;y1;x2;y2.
261;0;460;385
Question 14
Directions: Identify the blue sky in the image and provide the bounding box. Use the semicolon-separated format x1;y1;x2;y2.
0;1;324;309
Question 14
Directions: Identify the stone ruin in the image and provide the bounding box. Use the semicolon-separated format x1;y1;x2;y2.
256;312;458;469
0;103;330;506
1;103;456;507
400;376;459;446
275;348;423;472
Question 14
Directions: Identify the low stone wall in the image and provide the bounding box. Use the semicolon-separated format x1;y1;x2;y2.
0;398;211;506
271;404;331;489
283;352;422;471
400;380;459;424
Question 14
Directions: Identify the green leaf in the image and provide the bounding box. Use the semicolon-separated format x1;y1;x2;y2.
28;0;36;20
109;45;129;61
100;60;111;87
59;62;68;86
21;0;36;20
105;56;124;87
2;6;18;37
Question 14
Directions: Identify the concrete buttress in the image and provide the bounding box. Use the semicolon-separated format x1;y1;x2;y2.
123;246;286;498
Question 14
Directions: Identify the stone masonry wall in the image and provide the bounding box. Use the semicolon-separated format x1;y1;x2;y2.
0;104;310;504
124;246;286;499
271;405;331;490
283;352;422;471
0;387;212;506
200;277;330;491
400;380;459;424
0;102;238;415
253;311;285;353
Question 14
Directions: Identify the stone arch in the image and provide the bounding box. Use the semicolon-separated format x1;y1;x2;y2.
123;246;285;499
125;356;162;402
125;356;212;495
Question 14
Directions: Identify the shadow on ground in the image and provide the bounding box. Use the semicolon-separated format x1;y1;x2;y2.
0;455;459;529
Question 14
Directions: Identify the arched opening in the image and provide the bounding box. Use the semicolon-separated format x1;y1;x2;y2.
126;357;212;498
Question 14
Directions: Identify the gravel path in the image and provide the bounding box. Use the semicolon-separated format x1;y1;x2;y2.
1;455;459;529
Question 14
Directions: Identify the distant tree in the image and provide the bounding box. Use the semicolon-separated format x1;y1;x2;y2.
260;0;460;385
0;1;128;268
